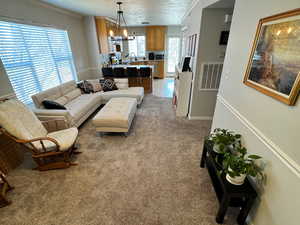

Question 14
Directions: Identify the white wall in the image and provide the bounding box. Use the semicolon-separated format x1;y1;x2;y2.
212;0;300;225
83;16;102;78
181;0;220;119
189;8;233;119
0;0;92;97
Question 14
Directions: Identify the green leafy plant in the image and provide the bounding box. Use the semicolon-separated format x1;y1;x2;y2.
222;146;264;179
208;128;242;154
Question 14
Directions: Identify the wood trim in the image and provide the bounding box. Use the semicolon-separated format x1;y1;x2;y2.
243;8;300;106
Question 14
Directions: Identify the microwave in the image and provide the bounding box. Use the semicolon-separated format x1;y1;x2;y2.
155;54;164;60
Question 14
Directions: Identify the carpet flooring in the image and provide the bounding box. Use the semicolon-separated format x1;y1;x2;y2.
0;95;237;225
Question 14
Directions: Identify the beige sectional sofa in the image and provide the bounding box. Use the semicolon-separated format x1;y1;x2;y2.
31;79;144;127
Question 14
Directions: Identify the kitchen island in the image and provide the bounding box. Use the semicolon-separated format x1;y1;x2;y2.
104;65;153;93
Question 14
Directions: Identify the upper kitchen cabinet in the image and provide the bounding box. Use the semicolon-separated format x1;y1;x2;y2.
95;17;117;54
95;18;109;54
146;26;166;51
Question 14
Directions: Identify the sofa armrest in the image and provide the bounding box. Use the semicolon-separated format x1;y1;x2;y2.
32;108;74;127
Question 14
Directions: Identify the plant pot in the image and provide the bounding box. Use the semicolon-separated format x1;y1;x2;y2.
213;144;221;153
226;173;246;185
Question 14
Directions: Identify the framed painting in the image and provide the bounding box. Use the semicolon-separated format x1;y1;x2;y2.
244;9;300;105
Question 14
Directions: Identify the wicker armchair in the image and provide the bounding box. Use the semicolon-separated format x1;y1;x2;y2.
0;99;80;171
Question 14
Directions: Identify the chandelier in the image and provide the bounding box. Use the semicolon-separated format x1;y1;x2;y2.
109;2;135;41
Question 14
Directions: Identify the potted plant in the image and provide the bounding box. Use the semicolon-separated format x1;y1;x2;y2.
222;146;263;185
208;128;242;154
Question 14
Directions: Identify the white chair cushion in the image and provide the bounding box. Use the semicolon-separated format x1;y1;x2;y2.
0;99;47;141
46;127;78;151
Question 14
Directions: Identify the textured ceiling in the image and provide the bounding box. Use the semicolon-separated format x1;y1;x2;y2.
40;0;194;26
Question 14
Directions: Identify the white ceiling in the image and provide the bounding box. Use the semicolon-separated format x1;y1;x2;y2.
40;0;194;26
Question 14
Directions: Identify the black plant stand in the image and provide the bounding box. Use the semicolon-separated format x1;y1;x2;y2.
200;140;257;225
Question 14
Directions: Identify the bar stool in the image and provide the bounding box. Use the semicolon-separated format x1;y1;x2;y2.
126;67;139;87
140;67;151;77
126;67;139;77
113;67;126;78
102;67;113;78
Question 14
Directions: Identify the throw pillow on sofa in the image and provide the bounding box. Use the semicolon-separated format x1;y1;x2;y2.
42;100;66;110
85;79;103;93
100;79;118;92
77;81;90;93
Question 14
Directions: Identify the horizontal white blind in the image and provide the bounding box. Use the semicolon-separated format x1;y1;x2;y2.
0;21;77;104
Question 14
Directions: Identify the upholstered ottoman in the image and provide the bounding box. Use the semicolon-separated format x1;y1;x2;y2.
92;97;137;134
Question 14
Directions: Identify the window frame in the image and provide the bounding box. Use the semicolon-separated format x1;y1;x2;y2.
0;20;77;105
128;35;146;58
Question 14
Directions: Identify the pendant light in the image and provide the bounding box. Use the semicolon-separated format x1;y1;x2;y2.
109;2;135;41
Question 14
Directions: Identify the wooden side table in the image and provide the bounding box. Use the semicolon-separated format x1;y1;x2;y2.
200;140;257;225
0;171;14;208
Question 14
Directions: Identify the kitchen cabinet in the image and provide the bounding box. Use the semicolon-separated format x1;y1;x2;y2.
95;18;109;54
95;18;119;54
146;26;166;51
156;60;165;79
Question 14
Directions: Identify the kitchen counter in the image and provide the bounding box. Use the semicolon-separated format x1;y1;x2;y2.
112;64;154;69
106;65;153;93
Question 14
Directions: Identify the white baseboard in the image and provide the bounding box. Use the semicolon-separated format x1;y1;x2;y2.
217;95;300;178
188;115;213;120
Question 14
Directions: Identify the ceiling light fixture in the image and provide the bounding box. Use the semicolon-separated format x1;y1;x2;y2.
110;2;135;41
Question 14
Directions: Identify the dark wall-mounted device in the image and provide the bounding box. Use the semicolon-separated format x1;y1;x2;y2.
182;57;191;72
219;31;229;45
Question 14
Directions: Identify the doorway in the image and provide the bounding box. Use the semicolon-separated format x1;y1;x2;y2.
167;37;181;74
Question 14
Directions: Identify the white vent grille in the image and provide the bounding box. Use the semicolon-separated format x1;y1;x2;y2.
199;62;223;90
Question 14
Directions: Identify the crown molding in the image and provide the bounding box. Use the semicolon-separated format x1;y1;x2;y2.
29;0;84;19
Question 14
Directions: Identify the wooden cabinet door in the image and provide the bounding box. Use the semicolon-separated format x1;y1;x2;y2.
155;26;166;51
146;27;155;51
156;60;165;79
95;18;109;54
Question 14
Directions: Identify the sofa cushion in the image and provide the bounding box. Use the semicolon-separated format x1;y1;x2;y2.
32;86;62;108
55;96;69;105
100;87;144;104
60;81;77;96
65;94;102;122
65;89;82;102
114;79;129;90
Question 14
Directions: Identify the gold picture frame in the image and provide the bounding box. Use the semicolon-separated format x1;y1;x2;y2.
244;8;300;105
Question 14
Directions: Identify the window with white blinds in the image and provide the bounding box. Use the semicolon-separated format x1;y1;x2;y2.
0;20;77;105
128;36;146;57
